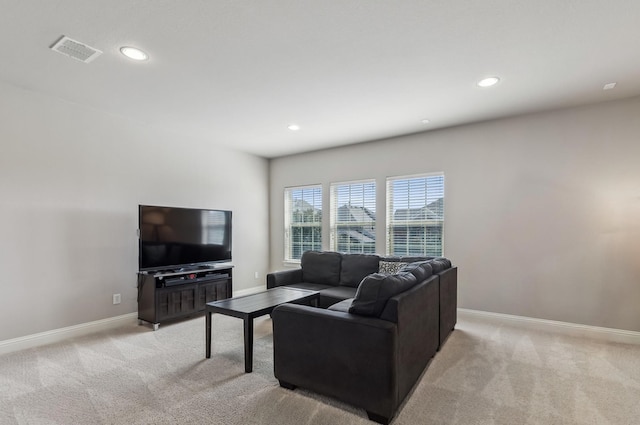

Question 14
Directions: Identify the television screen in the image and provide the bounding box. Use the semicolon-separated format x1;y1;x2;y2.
138;205;232;271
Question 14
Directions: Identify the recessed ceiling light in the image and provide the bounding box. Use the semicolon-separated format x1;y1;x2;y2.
603;82;617;90
477;77;500;87
120;46;148;61
287;124;300;131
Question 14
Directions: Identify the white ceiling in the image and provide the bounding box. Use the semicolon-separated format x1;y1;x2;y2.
2;0;639;158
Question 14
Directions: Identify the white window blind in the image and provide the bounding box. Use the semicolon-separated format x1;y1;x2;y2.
386;173;444;256
284;185;322;261
330;180;376;254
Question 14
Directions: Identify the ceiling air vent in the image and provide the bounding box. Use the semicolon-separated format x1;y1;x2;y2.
50;35;102;63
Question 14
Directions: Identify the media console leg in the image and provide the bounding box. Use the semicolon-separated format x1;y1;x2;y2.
152;323;159;331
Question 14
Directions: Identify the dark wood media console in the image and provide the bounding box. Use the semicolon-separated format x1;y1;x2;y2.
137;264;233;330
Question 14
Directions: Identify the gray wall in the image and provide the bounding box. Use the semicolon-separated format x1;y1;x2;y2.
0;81;270;341
269;96;640;332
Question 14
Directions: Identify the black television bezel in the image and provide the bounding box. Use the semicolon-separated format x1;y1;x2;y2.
137;204;232;272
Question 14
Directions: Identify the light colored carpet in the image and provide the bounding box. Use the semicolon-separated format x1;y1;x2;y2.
1;313;639;424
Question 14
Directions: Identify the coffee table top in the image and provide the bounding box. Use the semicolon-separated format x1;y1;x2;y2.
206;287;319;318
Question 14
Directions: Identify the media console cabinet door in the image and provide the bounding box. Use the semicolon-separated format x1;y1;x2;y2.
156;283;199;321
197;280;230;310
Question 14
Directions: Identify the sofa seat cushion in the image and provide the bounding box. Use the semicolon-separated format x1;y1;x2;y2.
301;251;342;286
327;298;354;313
339;253;380;287
349;272;418;317
318;286;358;308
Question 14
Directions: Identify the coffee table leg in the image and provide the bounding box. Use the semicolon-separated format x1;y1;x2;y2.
244;316;253;373
206;311;212;358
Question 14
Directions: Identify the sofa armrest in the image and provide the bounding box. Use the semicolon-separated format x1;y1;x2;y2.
438;266;457;347
272;304;398;419
266;268;303;289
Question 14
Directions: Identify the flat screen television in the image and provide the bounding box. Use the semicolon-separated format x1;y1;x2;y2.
138;205;232;272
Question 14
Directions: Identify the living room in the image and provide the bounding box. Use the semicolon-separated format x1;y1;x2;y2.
1;1;639;424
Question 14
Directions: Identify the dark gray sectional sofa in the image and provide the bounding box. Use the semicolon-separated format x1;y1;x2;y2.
267;250;457;424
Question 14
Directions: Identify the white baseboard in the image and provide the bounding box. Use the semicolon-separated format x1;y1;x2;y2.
233;285;266;297
0;313;138;356
458;308;640;345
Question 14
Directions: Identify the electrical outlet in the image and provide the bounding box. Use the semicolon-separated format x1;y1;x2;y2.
113;293;121;305
254;271;259;279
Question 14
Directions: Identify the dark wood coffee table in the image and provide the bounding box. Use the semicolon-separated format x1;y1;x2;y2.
205;287;319;372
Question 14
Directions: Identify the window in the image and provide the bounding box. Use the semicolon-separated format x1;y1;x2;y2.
386;173;444;256
284;185;322;261
330;180;376;254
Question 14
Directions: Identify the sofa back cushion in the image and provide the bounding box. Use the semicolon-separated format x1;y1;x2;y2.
301;251;342;285
399;261;433;283
429;257;452;273
339;253;380;287
349;272;417;317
